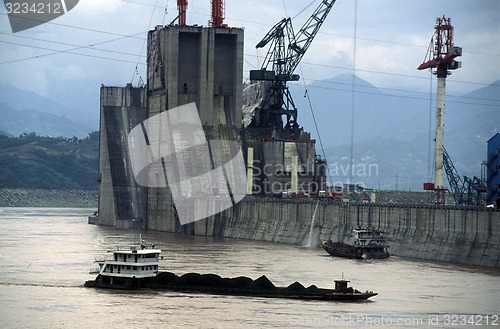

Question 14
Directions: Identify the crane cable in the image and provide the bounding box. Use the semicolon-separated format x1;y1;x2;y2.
281;0;288;17
348;0;358;186
292;0;317;20
130;0;160;85
281;0;333;187
302;80;333;187
162;0;170;25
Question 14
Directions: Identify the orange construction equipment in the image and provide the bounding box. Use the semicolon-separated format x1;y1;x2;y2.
177;0;188;26
210;0;224;27
418;16;462;75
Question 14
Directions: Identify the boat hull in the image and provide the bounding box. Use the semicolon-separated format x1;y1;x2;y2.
321;241;390;260
84;275;148;289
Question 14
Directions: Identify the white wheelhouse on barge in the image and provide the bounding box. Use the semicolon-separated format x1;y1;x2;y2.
89;236;161;288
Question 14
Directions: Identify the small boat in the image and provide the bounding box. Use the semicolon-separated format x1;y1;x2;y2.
321;227;390;260
85;238;378;301
85;235;161;289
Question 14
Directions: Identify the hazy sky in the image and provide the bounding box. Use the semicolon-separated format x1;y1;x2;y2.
0;0;498;116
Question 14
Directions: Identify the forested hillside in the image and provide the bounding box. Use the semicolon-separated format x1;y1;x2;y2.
0;132;99;190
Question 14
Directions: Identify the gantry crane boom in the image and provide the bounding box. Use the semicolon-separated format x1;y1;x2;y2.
249;0;337;134
443;146;487;206
287;1;337;76
442;146;466;204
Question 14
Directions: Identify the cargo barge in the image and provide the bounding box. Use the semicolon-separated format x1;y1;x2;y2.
84;238;377;301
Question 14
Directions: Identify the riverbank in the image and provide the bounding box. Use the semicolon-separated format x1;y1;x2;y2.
0;188;98;208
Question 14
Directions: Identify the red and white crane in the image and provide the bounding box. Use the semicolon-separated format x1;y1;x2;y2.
177;0;188;26
175;0;225;27
418;16;462;204
210;0;225;27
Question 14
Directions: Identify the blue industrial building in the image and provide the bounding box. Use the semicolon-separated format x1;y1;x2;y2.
487;133;500;206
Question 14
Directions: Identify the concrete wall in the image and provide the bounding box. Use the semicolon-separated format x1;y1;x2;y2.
181;198;500;268
147;25;243;125
97;85;147;228
144;25;244;232
248;140;323;195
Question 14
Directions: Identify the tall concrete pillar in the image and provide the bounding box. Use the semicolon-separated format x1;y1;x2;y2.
434;76;446;190
247;147;254;195
291;155;298;194
145;25;244;230
98;84;147;228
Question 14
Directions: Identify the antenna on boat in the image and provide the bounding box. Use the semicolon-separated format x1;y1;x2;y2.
342;272;344;281
131;218;143;246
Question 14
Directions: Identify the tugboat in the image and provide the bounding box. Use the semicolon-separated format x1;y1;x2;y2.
85;238;378;301
85;235;161;289
321;227;390;260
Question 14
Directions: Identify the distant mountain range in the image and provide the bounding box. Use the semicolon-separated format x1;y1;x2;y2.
0;103;92;138
291;74;500;190
1;76;498;191
0;83;95;138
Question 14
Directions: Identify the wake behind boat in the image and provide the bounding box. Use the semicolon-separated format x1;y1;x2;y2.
321;227;390;260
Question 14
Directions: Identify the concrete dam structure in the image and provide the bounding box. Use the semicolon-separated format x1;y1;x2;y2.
94;23;500;268
222;199;500;268
154;197;498;268
97;22;325;230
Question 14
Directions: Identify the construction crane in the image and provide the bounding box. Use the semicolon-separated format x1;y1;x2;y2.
418;16;462;204
443;147;486;206
177;0;188;26
174;1;224;27
210;0;225;27
249;0;337;136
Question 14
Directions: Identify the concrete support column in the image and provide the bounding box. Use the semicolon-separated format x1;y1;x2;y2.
434;76;446;189
247;147;254;195
165;27;179;111
291;155;298;194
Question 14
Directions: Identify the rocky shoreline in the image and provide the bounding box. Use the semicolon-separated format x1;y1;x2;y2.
0;188;98;208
